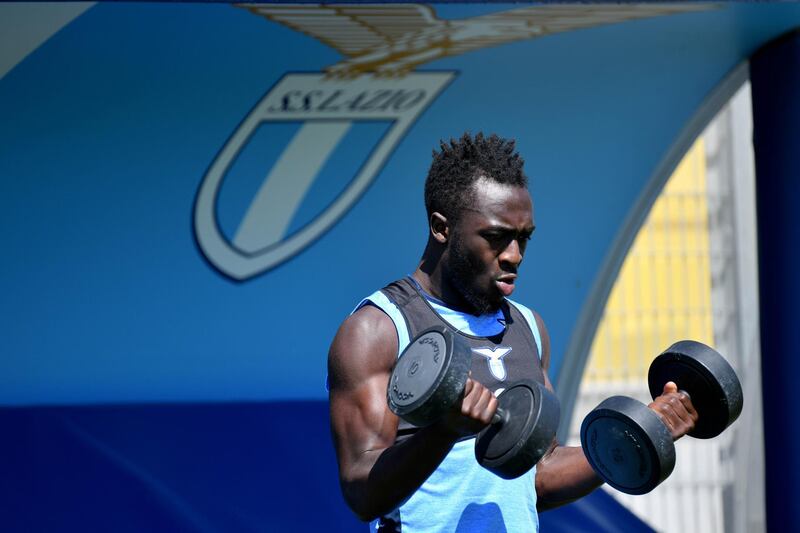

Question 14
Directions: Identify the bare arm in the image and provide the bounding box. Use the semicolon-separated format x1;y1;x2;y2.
533;312;699;511
329;305;497;521
532;312;603;511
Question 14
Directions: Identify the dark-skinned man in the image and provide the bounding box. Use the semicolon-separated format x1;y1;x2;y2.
327;132;698;532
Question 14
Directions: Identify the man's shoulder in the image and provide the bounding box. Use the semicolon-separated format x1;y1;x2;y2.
329;304;398;378
350;278;399;315
344;285;405;342
347;302;396;334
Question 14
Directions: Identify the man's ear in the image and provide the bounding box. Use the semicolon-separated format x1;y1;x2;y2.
430;212;449;244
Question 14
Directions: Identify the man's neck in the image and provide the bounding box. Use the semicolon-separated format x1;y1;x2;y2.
411;268;483;317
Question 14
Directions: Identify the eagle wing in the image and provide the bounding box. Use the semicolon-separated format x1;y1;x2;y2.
439;4;712;58
238;3;441;58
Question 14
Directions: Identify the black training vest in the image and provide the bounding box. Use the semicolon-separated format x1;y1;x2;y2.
381;277;546;442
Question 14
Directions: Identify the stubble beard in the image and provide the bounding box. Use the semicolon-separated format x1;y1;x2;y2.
449;236;500;316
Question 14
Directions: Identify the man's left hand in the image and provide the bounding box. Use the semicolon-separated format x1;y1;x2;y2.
647;381;699;440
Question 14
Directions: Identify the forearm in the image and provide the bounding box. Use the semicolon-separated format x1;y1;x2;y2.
535;444;603;511
342;423;459;521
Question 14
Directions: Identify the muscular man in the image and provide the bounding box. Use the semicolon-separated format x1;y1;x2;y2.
328;133;697;532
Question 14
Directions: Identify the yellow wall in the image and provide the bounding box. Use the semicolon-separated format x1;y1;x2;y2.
585;138;714;383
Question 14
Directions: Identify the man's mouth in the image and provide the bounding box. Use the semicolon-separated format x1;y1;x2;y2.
495;274;517;296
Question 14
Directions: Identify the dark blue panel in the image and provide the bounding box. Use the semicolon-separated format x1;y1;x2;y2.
0;402;651;532
0;402;362;532
750;28;800;533
540;489;653;533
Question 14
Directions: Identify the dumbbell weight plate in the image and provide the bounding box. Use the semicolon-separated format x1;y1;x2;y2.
387;326;471;427
475;380;560;480
648;341;743;439
580;396;676;495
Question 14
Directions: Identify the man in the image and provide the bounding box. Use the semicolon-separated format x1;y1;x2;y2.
328;133;697;532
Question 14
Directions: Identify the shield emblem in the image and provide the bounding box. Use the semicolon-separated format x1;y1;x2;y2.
194;72;454;280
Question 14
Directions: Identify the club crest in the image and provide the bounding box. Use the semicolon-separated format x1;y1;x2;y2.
194;3;707;281
193;72;453;280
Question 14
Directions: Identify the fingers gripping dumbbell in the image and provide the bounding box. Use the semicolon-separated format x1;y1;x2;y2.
580;340;744;494
386;326;560;480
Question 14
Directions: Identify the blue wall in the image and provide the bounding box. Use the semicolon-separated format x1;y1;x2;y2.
2;3;799;530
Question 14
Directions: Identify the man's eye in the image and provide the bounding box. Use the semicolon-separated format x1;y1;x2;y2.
485;233;507;244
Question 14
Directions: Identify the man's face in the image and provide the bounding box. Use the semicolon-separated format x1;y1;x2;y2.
446;178;534;315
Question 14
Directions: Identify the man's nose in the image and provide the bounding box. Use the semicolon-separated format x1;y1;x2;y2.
500;239;523;267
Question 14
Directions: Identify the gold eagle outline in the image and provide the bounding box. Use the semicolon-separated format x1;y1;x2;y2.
237;3;711;77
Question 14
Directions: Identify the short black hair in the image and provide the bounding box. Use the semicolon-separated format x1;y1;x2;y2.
424;132;527;222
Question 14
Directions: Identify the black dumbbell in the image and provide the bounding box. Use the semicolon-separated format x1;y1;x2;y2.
387;326;560;479
580;340;743;495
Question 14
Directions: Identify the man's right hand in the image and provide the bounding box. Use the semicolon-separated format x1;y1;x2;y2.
438;377;499;438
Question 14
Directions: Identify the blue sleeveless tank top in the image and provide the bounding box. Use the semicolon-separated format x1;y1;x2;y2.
354;277;544;533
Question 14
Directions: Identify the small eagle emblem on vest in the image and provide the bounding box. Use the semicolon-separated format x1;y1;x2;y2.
473;346;512;381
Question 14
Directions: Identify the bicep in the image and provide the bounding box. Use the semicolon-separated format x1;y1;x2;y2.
330;377;398;477
328;307;400;477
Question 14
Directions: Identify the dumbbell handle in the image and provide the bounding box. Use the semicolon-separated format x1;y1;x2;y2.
492;407;510;426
